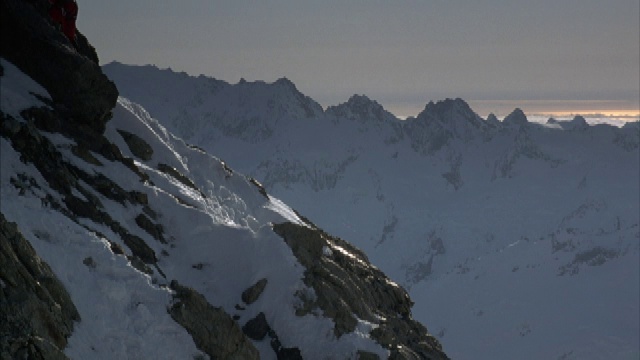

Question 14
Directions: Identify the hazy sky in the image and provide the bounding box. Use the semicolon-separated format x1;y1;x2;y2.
78;1;640;118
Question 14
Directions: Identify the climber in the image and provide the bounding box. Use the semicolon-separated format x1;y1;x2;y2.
48;0;78;46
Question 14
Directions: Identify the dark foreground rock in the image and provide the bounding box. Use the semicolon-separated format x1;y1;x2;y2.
0;0;118;133
0;213;80;360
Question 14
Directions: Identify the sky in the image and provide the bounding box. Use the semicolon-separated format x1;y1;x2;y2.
78;1;640;120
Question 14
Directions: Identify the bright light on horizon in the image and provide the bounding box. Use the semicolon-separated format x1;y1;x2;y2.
386;99;640;124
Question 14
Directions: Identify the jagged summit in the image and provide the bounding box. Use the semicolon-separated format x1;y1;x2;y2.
326;94;398;125
486;113;500;127
416;98;486;129
547;115;589;130
274;76;297;89
503;107;528;126
103;62;324;143
401;98;487;153
568;115;589;130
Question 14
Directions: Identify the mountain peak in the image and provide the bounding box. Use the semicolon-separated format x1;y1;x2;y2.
343;94;385;113
547;115;589;130
415;98;486;132
486;113;500;126
274;76;296;89
326;94;397;125
503;108;528;126
568;115;588;129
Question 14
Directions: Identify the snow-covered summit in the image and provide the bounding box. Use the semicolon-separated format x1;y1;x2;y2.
326;94;398;126
103;62;324;144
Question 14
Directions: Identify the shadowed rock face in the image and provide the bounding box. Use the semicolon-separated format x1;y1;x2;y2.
0;213;80;360
272;222;449;360
168;281;259;360
0;0;118;133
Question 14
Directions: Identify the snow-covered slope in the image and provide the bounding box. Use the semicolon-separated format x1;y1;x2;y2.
104;62;640;360
1;54;448;359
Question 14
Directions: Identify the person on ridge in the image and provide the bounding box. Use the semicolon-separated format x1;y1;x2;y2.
48;0;78;46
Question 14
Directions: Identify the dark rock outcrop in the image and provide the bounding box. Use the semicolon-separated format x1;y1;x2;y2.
241;312;302;359
241;278;268;305
118;129;154;161
168;281;259;360
242;312;270;341
1;112;158;268
0;213;80;360
0;0;118;133
273;222;448;360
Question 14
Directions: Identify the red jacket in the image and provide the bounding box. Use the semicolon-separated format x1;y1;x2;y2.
49;0;78;43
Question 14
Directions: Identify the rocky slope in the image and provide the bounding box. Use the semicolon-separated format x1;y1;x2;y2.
103;62;640;359
0;1;448;359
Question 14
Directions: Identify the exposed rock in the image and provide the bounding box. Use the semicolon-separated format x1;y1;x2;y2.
82;256;96;269
0;212;79;360
120;233;157;265
241;278;268;305
249;177;268;198
242;312;270;340
135;213;166;244
127;255;153;276
558;246;620;276
272;222;448;359
405;255;434;286
240;311;303;359
168;281;259;360
0;0;118;133
272;346;303;360
117;129;153;161
71;144;103;166
1;112;158;268
441;154;464;190
357;350;381;360
157;163;199;193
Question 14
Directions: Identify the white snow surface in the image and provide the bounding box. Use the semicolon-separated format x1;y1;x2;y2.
103;62;640;360
0;58;388;359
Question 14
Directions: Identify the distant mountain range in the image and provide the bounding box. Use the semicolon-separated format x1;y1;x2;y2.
1;2;448;359
104;61;640;360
